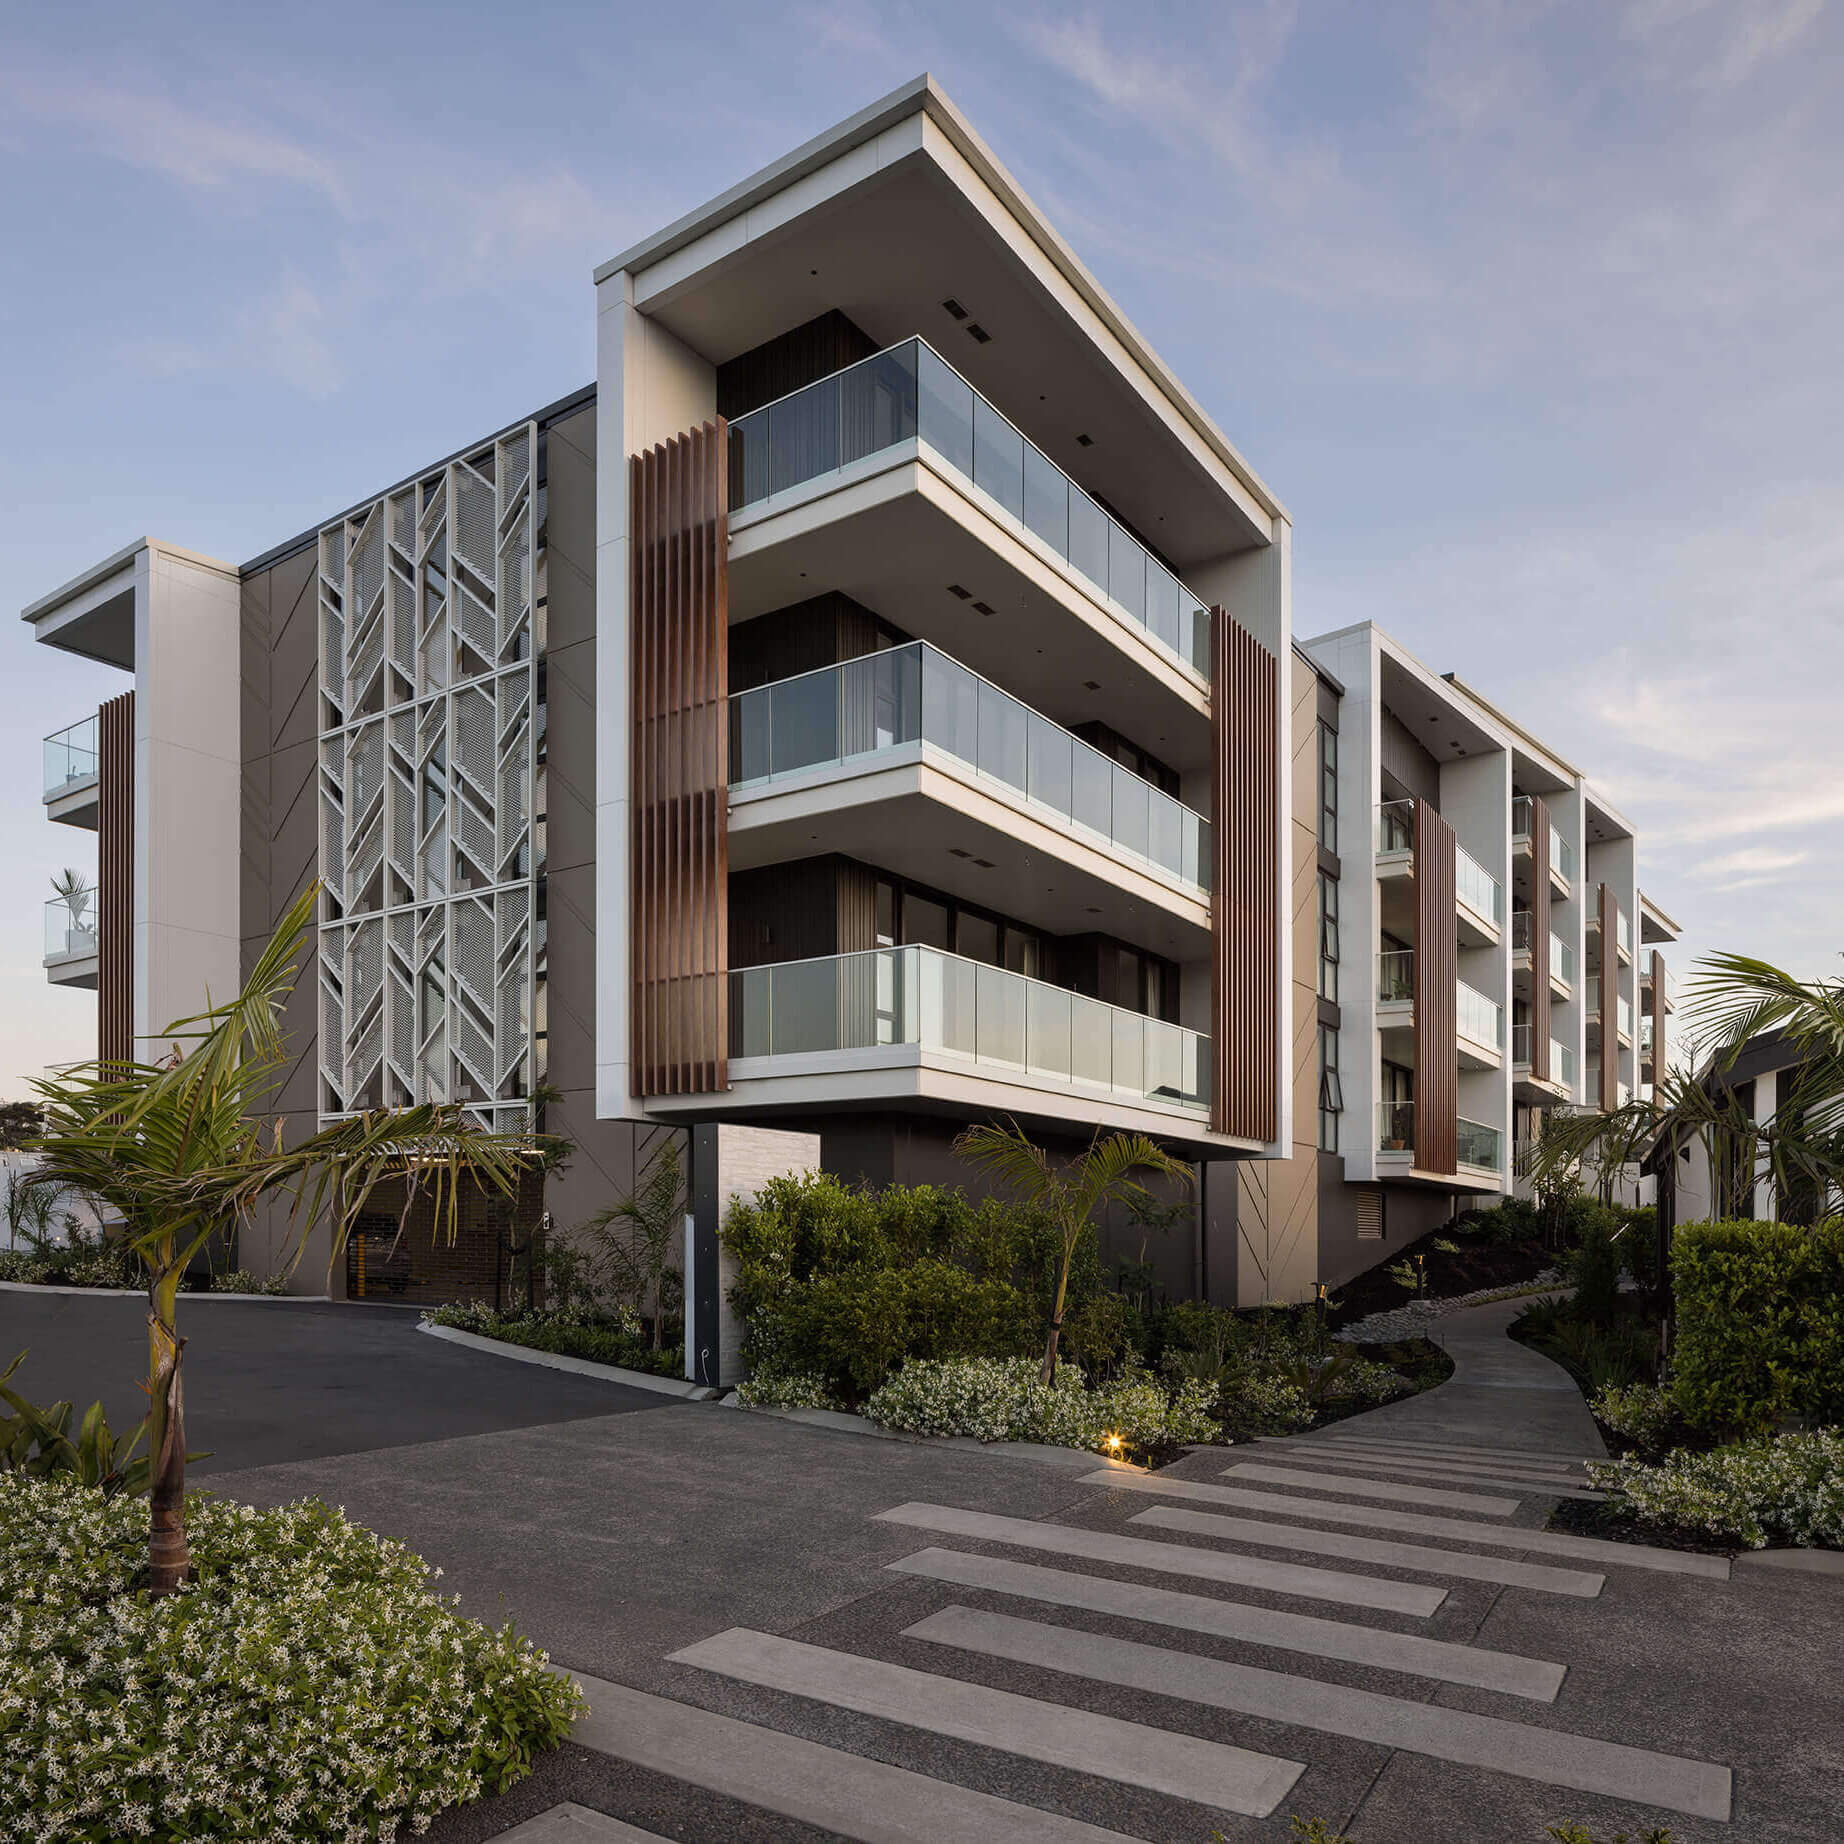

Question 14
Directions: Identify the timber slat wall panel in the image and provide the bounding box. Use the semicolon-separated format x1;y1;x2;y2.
99;690;135;1067
1412;798;1458;1174
1598;881;1616;1110
1649;949;1667;1082
1529;794;1551;1082
1209;607;1278;1141
630;419;729;1096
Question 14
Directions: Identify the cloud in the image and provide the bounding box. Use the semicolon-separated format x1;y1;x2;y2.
1623;0;1827;87
1696;846;1812;880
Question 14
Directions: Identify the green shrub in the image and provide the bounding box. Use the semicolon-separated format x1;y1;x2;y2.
732;1364;845;1410
1512;1299;1656;1391
0;1232;139;1289
1589;1431;1844;1549
1617;1207;1659;1289
1547;1824;1676;1844
0;1353;160;1495
424;1299;682;1376
1670;1218;1844;1436
0;1476;583;1839
1214;1371;1314;1440
1456;1196;1541;1244
210;1266;290;1295
863;1356;1217;1457
1590;1381;1680;1458
1566;1216;1623;1322
720;1173;1076;1398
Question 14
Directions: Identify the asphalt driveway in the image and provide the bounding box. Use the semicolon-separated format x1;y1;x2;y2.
0;1288;665;1473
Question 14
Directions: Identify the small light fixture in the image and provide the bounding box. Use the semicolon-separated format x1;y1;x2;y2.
1083;679;1101;691
946;584;972;600
1104;1432;1123;1455
1076;433;1094;447
972;600;995;616
966;324;992;344
941;298;969;321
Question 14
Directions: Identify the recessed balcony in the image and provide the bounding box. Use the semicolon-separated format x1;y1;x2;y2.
725;339;1214;770
728;641;1211;960
43;716;100;829
1512;1023;1576;1099
1373;951;1503;1069
1510;910;1574;999
1374;1101;1505;1188
641;944;1230;1147
1374;802;1503;948
44;894;98;989
1512;797;1572;897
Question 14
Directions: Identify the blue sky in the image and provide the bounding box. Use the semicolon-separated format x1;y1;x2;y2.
3;0;1840;1093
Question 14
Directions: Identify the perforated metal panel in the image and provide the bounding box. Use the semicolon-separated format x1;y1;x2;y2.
318;421;542;1131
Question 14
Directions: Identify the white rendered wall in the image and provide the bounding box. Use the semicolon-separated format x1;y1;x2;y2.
1549;783;1587;1104
1587;829;1638;1105
594;275;717;1122
134;546;242;1051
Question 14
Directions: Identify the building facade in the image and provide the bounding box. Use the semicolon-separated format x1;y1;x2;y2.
21;77;1679;1350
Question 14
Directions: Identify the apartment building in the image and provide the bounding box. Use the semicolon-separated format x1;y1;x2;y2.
1228;625;1680;1300
20;76;1680;1347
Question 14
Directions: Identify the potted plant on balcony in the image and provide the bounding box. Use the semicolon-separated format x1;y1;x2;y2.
50;868;94;956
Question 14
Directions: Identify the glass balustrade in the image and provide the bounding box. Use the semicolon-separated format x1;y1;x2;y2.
1552;1040;1577;1088
1377;949;1414;1002
1377;1100;1414;1152
1551;932;1575;988
1455;844;1504;926
1513;1021;1532;1065
1550;826;1574;888
1616;908;1632;958
1618;995;1633;1041
1586;974;1602;1016
1377;799;1415;855
1512;794;1533;841
730;945;1210;1114
44;895;97;963
43;716;99;801
729;642;1212;893
1457;979;1504;1050
728;338;1212;676
1456;1118;1503;1172
1512;909;1532;951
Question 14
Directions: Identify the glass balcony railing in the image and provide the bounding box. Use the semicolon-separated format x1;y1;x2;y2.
1377;1100;1414;1152
44;716;99;802
45;895;97;963
1616;908;1632;959
1617;995;1633;1042
1513;1021;1532;1065
729;641;1211;894
1456;844;1503;927
1377;799;1415;855
1553;1039;1577;1089
1510;801;1574;888
1551;826;1574;889
1512;909;1532;951
1457;979;1504;1051
728;338;1212;677
1457;1117;1503;1172
1377;949;1414;1002
1586;974;1602;1017
1640;1015;1656;1056
1512;795;1533;841
730;945;1211;1114
1551;932;1575;988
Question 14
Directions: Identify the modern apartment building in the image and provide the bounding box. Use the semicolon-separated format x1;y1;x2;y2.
20;77;1680;1349
1230;625;1680;1300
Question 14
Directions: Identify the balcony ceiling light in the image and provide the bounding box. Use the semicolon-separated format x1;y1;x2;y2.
941;298;969;321
966;324;992;343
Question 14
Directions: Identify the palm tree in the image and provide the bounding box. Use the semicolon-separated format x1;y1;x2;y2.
23;885;535;1596
1526;950;1844;1299
954;1120;1193;1382
49;868;93;948
580;1138;683;1348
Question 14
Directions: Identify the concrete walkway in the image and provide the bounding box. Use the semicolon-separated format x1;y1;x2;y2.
1318;1296;1608;1459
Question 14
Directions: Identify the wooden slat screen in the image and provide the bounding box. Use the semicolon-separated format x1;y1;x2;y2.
1412;798;1458;1174
1597;881;1616;1111
1529;794;1551;1083
98;690;135;1068
1649;949;1667;1082
1208;607;1278;1141
630;419;729;1096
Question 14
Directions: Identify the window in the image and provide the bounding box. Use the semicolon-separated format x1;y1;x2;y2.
1318;721;1338;853
1318;871;1339;1002
1318;1024;1342;1152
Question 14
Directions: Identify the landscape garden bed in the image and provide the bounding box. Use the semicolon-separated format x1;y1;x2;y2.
422;1298;682;1378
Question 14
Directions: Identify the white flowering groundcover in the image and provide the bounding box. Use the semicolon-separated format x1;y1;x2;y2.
0;1478;583;1842
1588;1430;1844;1550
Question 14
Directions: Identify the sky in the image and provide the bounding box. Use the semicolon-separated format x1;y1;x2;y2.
1;0;1840;1096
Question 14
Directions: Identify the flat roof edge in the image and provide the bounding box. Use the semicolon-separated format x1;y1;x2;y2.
1441;670;1582;781
22;536;236;626
595;75;1288;528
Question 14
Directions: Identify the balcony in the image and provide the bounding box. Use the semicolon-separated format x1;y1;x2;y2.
1511;798;1572;894
1377;799;1414;857
1375;804;1501;944
712;945;1216;1138
730;641;1211;902
1616;907;1633;964
729;338;1212;681
1512;1025;1577;1096
1377;1100;1415;1153
44;894;99;989
1377;948;1414;1005
1456;1117;1503;1174
1510;911;1574;997
1455;843;1503;945
1457;979;1504;1067
1617;994;1633;1047
1640;957;1675;1014
43;716;100;829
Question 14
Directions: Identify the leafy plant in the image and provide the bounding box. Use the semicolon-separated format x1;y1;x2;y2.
22;885;535;1595
1590;1381;1681;1458
1546;1821;1676;1842
579;1138;685;1348
0;1353;175;1496
49;866;93;933
1567;1214;1624;1323
0;1475;583;1838
955;1121;1192;1383
1590;1431;1844;1549
1382;1257;1419;1294
0;1100;44;1150
209;1266;289;1295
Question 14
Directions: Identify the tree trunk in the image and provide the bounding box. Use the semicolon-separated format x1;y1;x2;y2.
147;1307;189;1596
1039;1240;1073;1385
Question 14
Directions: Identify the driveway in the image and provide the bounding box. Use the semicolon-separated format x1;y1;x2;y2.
0;1288;663;1473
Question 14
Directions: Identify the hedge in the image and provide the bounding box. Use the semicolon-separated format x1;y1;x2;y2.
1671;1218;1844;1436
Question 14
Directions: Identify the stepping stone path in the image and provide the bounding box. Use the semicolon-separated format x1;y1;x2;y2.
488;1298;1751;1841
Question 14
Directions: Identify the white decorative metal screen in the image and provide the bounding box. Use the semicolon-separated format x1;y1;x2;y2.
316;422;543;1131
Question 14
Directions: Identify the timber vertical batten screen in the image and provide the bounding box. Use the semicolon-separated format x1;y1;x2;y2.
98;690;135;1067
631;420;730;1095
1413;799;1458;1174
1597;881;1617;1111
1209;607;1278;1141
